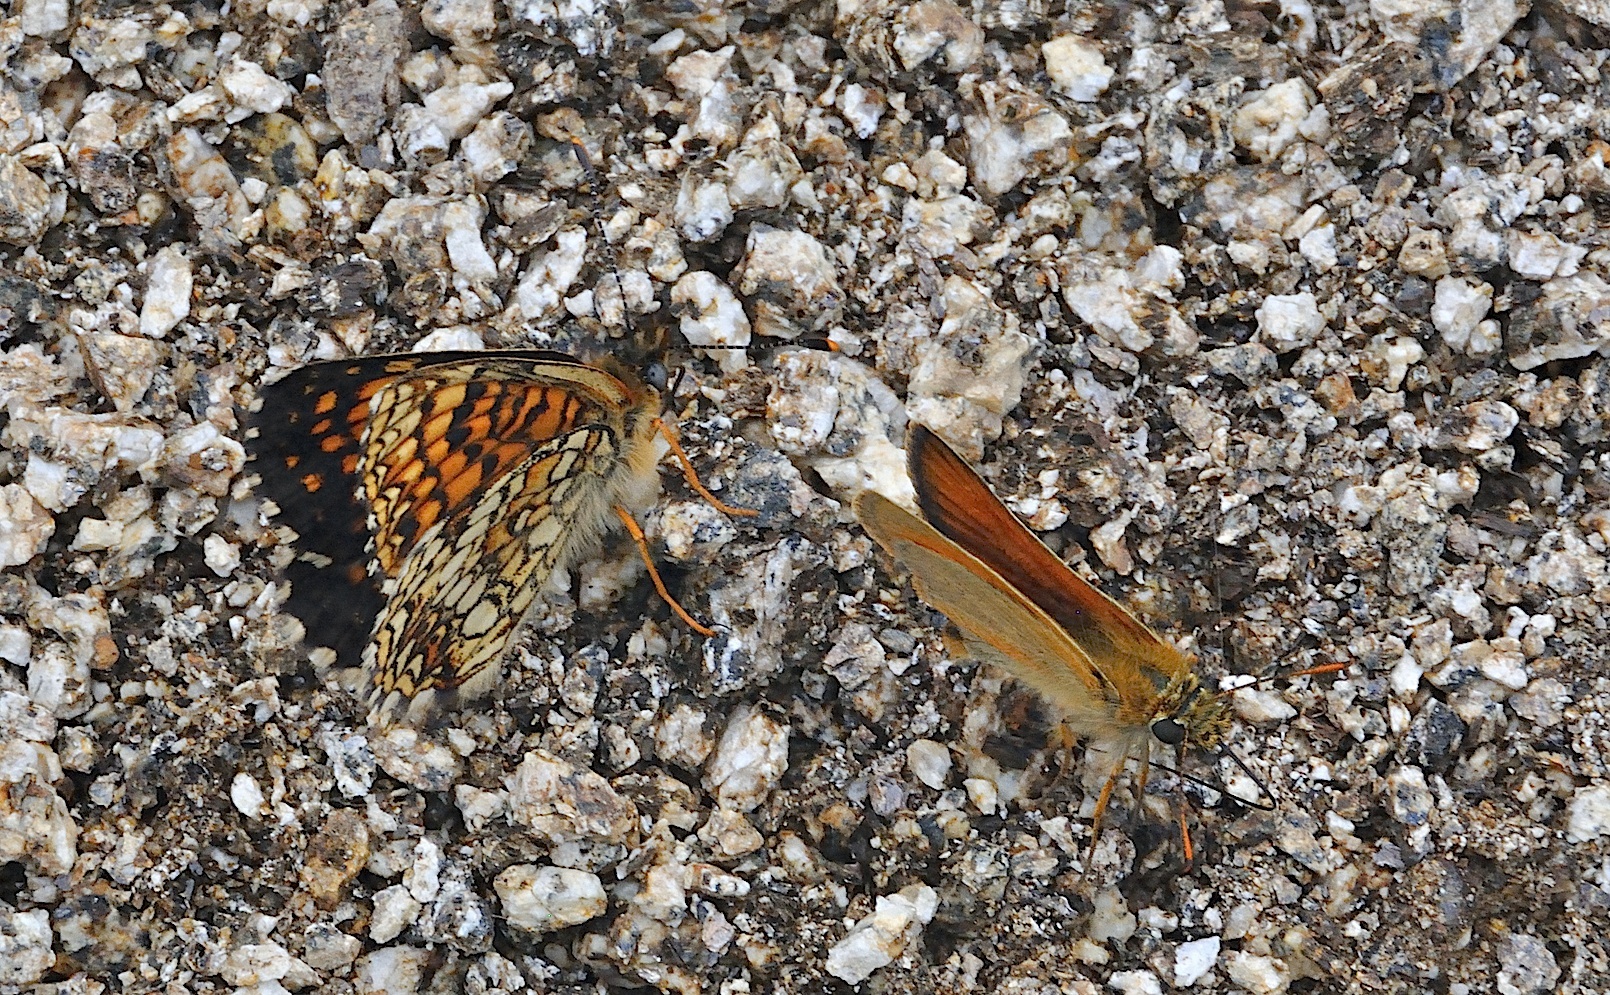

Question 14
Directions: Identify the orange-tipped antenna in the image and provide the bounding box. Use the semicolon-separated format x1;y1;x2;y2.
684;337;840;355
1214;660;1346;699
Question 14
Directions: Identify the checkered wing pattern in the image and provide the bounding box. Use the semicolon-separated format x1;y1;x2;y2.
249;350;660;723
363;425;620;718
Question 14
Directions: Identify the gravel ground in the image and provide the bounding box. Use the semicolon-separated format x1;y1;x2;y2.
2;0;1609;992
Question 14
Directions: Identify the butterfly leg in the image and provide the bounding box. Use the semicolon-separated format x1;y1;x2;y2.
653;418;758;518
1029;720;1073;797
1085;749;1132;863
613;504;718;637
1174;745;1197;868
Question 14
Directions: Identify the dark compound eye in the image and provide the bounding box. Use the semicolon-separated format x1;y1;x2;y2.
1151;717;1186;746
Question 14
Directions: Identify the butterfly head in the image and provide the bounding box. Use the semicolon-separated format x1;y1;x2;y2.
1149;670;1231;753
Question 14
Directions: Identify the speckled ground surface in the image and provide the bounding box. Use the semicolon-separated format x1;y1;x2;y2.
1;0;1608;992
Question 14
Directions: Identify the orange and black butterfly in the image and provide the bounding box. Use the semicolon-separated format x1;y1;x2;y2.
856;425;1339;862
248;350;740;725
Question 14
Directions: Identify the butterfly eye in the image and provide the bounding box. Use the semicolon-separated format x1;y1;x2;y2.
1151;717;1186;746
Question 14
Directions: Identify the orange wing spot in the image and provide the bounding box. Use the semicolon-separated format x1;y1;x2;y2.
421;409;455;445
379;437;422;489
357;378;392;401
523;404;568;443
436;449;470;485
442;463;485;507
346;563;368;584
414;499;442;535
301;473;324;493
314;390;341;415
426;437;451;466
392;457;425;488
409;472;440;505
320;433;346;454
311;418;333;435
342;453;361;475
429;382;468;416
283;454;302;469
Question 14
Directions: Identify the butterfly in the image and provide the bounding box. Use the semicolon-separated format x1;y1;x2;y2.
248;349;743;725
855;425;1339;863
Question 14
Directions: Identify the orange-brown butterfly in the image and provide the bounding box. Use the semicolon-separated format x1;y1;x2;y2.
855;425;1339;863
249;349;747;725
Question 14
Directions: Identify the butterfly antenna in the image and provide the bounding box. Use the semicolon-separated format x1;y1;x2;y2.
1221;743;1280;810
1213;660;1347;699
1144;753;1278;812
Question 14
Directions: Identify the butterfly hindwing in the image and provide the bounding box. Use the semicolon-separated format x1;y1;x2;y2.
365;425;623;721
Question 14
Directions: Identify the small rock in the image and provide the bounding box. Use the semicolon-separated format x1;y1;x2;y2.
654;703;715;771
494;865;607;933
1567;783;1610;844
301;808;370;910
1224;951;1290;995
0;908;53;984
672;271;751;373
734;225;842;338
699;806;765;859
702;704;789;812
506;749;638;843
302;922;362;971
372;727;462;792
1506;273;1610;371
221;941;314;987
219;58;297;117
963;82;1072;198
324;0;405;144
421;0;497;46
1398;228;1450;278
203;534;240;577
0;484;54;568
1042;35;1111;102
353;944;433;995
1431;276;1493;354
319;729;376;798
165;128;252;243
902;0;984;70
1385;765;1434;829
824;884;938;984
1174;936;1220;987
907;276;1036;455
1233;79;1314;162
0;155;57;246
230;772;267;818
1496;932;1561;995
1256;293;1326;353
1399;698;1466;772
1108;969;1163;995
906;739;952;790
370;884;422;943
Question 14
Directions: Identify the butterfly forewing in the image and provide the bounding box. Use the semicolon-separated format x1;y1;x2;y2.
856;491;1129;735
905;425;1194;698
358;359;637;574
